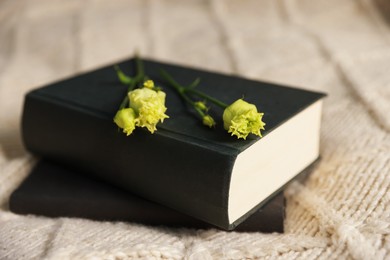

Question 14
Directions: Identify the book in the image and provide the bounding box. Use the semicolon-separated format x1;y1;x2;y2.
21;58;326;230
9;160;286;233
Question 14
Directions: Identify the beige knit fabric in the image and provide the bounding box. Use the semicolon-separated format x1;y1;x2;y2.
1;0;389;259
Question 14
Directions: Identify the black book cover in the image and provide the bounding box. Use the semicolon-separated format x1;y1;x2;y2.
9;160;285;233
22;58;325;230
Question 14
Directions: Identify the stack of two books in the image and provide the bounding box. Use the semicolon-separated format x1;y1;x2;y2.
10;58;325;232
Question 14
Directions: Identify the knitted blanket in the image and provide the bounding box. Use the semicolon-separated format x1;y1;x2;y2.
0;0;389;259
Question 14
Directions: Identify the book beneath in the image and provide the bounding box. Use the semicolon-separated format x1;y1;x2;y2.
9;160;286;233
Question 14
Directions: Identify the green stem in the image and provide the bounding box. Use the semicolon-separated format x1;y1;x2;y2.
119;80;137;109
134;55;145;82
160;69;228;109
160;70;205;118
160;70;183;93
186;88;228;109
118;56;145;110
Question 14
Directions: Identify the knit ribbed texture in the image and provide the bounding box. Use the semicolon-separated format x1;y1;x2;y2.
0;0;389;259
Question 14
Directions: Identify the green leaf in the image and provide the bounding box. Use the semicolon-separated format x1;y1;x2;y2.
187;77;201;89
114;65;133;85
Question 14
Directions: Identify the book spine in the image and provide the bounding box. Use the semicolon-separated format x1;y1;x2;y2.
21;92;236;229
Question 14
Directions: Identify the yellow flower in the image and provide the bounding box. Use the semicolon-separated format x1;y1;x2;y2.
129;88;169;133
113;108;136;136
223;99;265;139
202;115;216;128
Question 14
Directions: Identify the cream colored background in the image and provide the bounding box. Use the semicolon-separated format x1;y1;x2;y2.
0;0;389;259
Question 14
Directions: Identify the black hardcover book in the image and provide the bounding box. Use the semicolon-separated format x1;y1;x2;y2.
9;160;285;233
22;58;325;230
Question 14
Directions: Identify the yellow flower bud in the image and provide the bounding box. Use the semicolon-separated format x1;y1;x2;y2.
143;80;154;89
223;99;265;139
202;115;216;128
113;108;136;136
195;101;208;111
128;88;169;133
